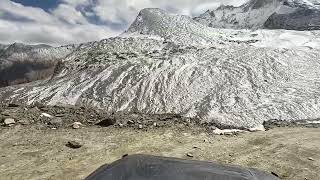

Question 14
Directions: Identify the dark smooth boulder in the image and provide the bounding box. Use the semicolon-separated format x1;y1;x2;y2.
86;154;279;180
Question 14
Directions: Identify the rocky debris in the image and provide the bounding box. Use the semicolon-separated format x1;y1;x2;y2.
212;128;245;135
271;172;280;178
122;154;129;158
118;123;124;128
41;113;54;119
4;118;15;126
127;120;134;125
8;103;20;108
138;125;143;129
66;141;82;149
308;157;315;161
186;153;194;158
263;119;320;130
96;118;116;127
72;122;82;129
249;125;266;132
48;117;63;128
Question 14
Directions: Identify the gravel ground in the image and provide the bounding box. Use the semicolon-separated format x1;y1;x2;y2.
0;125;319;180
0;104;319;180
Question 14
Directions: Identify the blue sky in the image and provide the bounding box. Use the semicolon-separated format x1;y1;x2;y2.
11;0;60;11
0;0;248;46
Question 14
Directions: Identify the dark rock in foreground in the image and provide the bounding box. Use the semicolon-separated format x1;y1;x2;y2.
86;154;279;180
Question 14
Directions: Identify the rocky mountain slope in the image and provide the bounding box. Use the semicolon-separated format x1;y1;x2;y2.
194;0;320;30
0;8;320;129
0;43;76;87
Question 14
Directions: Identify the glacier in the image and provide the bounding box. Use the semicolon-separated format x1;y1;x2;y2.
0;8;320;129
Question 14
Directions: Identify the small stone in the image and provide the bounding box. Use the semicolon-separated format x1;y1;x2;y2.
127;120;134;125
18;120;30;125
72;122;82;129
203;139;208;143
153;122;157;127
96;118;116;127
249;125;266;132
8;103;19;108
41;113;54;118
271;172;280;177
49;117;63;128
122;154;129;158
138;125;143;129
308;157;315;161
55;114;65;117
118;123;124;128
4;118;15;126
66;141;82;149
186;153;194;158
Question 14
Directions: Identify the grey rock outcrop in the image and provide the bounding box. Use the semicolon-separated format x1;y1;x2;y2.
0;43;76;87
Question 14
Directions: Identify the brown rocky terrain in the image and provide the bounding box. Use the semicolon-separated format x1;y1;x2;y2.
0;104;319;180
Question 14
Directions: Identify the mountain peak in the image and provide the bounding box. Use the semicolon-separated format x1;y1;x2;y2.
194;0;320;30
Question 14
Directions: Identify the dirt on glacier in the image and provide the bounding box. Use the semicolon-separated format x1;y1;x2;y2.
0;104;319;180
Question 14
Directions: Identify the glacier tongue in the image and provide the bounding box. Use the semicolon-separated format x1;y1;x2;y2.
1;8;320;129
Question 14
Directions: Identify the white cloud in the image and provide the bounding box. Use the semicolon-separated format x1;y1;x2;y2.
0;0;120;46
0;0;249;46
52;4;88;25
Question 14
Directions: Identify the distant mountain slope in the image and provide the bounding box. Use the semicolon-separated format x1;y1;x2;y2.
1;9;320;129
194;0;320;30
0;43;76;87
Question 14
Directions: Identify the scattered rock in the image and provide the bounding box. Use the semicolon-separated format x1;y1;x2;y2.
138;124;143;129
18;120;30;125
96;118;116;127
66;141;82;149
271;172;280;177
55;114;65;117
118;123;124;128
8;103;20;108
40;113;54;119
32;102;45;109
122;154;129;158
4;118;15;126
153;122;157;127
127;120;134;125
48;117;63;128
308;157;315;161
212;128;244;135
186;153;194;158
72;122;82;129
249;125;266;132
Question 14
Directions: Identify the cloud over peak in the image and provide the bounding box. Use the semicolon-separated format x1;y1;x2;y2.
0;0;248;46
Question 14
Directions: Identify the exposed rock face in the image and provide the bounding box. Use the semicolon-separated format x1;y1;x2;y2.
194;0;320;30
0;9;320;129
0;43;76;87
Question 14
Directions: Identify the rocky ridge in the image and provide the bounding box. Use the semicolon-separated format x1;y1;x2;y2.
0;43;77;87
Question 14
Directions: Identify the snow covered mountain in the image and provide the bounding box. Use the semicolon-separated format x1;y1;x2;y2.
0;8;320;129
0;43;76;87
194;0;320;30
